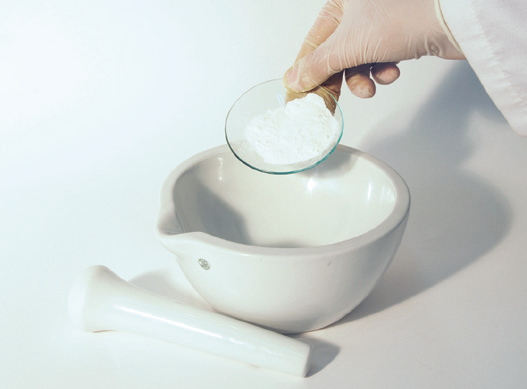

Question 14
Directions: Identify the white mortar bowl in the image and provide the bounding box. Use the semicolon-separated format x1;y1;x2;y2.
156;144;410;334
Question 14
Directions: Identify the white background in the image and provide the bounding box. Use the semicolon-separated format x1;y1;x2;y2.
1;1;527;388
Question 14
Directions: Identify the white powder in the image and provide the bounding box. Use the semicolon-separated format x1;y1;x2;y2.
243;94;340;166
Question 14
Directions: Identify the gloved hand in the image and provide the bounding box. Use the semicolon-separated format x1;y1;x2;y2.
284;0;465;101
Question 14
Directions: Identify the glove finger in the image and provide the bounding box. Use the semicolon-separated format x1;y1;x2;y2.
284;38;343;94
285;1;344;93
295;0;344;61
371;63;400;85
284;71;343;114
345;65;376;98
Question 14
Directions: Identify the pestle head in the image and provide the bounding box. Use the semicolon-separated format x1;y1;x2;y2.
68;265;107;331
68;265;132;332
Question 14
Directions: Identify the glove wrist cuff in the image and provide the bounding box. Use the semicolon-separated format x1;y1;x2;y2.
434;0;463;55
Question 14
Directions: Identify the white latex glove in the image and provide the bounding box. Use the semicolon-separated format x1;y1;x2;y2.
284;0;465;100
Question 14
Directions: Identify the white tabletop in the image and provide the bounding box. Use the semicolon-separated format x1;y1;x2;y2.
2;1;527;388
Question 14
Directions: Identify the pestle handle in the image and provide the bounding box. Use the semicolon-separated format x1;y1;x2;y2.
68;265;311;377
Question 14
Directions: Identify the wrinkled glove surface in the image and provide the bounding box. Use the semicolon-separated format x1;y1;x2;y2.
284;0;465;103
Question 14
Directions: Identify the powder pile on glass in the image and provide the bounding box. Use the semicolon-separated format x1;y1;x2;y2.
243;93;340;166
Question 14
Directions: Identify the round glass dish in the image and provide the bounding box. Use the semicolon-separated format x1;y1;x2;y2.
225;79;344;174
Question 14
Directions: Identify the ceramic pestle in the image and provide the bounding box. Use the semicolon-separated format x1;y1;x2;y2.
68;265;311;377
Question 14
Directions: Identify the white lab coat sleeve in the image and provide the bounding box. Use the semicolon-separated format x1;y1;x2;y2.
439;0;527;136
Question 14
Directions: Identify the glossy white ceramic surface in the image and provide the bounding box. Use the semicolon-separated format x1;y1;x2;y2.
157;144;410;334
69;265;311;377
